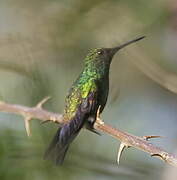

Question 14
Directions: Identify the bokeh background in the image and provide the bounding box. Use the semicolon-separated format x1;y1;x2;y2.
0;0;177;179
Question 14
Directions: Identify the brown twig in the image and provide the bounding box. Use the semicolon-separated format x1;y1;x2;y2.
94;120;177;167
0;98;176;167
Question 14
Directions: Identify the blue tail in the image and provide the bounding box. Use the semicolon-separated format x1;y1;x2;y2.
44;114;85;165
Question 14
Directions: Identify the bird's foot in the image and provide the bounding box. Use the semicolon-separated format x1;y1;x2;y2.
96;106;101;119
96;106;104;125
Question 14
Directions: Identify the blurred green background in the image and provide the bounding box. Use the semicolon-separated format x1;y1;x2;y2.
0;0;177;179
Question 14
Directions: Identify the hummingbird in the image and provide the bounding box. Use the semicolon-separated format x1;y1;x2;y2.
44;36;145;165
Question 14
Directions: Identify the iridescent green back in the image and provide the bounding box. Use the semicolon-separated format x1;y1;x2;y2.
63;48;102;120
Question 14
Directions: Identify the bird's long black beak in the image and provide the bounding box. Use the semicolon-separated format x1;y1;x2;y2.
110;36;145;55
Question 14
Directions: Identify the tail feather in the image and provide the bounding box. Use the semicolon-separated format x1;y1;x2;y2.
44;127;71;165
55;145;69;165
44;113;85;165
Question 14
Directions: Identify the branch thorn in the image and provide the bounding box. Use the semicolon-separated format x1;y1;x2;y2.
143;135;163;141
24;117;31;137
41;120;51;125
151;152;168;162
117;142;129;164
36;96;51;109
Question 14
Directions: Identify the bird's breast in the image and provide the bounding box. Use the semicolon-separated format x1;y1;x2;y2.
97;76;109;113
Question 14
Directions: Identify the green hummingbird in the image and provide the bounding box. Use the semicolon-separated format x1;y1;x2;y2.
44;36;145;165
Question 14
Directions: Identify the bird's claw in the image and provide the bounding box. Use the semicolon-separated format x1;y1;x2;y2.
96;106;104;125
96;106;101;119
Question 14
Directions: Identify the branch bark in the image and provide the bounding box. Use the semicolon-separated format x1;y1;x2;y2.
0;98;176;167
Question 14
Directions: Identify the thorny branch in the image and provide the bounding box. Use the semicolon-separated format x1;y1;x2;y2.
0;98;177;167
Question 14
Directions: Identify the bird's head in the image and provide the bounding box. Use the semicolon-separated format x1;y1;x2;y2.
85;36;145;67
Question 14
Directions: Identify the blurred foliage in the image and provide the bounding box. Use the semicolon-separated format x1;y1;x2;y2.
0;0;177;180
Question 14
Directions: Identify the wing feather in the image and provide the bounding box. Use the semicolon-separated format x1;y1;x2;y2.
44;80;99;165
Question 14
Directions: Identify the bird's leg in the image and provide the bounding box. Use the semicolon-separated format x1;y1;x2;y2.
88;105;104;135
85;106;104;135
95;105;104;125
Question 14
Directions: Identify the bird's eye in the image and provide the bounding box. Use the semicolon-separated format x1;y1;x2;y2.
98;50;103;55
